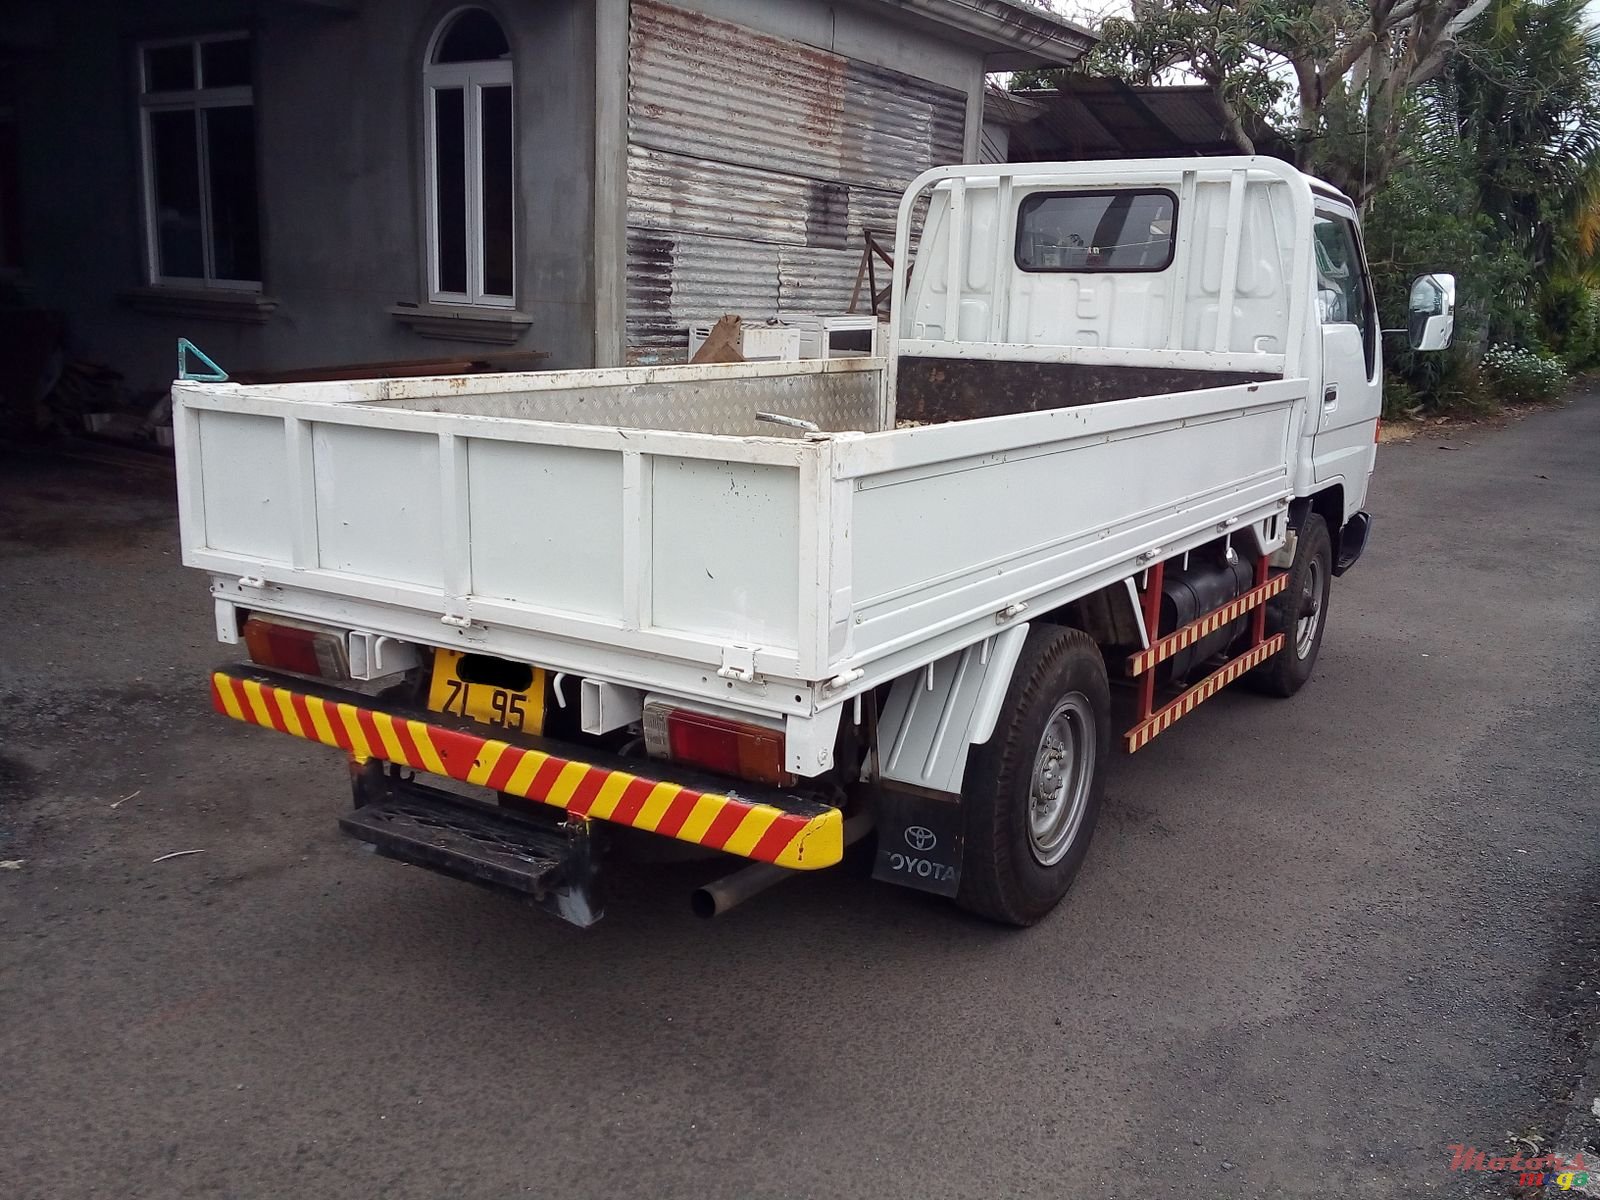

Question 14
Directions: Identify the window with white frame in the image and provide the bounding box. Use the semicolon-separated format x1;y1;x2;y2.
425;9;515;306
138;34;260;289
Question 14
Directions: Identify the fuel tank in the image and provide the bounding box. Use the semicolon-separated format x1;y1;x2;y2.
1158;552;1256;683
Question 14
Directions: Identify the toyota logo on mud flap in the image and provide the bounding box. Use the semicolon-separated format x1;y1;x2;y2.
904;826;938;852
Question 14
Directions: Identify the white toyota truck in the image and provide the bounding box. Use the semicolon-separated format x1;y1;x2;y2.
173;157;1454;927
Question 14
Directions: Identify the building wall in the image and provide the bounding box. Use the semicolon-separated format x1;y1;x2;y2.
684;0;982;95
616;0;982;362
8;0;995;390
9;0;595;391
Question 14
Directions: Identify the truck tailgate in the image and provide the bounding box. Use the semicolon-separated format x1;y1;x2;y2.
173;360;882;691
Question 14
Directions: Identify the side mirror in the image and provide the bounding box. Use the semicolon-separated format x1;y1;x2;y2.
1407;273;1455;352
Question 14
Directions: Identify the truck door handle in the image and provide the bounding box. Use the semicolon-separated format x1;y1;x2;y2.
1323;385;1339;409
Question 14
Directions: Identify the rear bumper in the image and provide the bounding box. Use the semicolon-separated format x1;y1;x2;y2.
210;666;843;870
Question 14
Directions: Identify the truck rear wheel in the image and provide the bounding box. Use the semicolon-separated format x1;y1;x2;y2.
1249;512;1333;698
956;626;1109;927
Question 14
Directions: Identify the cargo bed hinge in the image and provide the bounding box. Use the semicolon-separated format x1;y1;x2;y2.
716;644;758;683
822;667;865;695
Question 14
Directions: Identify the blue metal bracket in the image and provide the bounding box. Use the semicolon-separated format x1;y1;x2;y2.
177;338;228;383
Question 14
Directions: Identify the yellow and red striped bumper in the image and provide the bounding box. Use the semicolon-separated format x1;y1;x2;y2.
210;670;842;870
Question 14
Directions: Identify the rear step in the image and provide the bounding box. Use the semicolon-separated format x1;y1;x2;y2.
341;769;601;926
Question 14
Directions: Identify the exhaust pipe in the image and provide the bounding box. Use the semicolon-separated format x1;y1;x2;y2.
691;813;874;918
691;861;793;919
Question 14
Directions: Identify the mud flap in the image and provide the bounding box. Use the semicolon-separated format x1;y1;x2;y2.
870;785;963;898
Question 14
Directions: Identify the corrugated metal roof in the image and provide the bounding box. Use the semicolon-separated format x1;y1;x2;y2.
1007;79;1238;161
1138;90;1234;147
625;1;964;361
627;146;906;250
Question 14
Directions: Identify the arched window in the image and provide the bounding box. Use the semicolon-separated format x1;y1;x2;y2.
424;8;513;306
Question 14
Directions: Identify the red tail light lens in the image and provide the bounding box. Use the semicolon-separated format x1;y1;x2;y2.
643;701;793;787
242;616;350;679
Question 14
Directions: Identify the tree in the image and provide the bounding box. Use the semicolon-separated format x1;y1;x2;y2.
1016;0;1600;406
1361;97;1517;404
1451;0;1600;289
1355;0;1600;403
1084;0;1491;204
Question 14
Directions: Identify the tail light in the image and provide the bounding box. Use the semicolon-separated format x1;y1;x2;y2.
242;615;350;680
643;699;793;787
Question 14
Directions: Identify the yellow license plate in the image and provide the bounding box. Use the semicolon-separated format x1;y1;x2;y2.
426;649;545;735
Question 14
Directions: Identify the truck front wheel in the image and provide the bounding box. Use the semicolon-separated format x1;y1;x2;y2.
956;626;1110;926
1249;512;1333;697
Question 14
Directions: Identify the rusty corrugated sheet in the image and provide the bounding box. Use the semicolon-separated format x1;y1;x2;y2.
625;0;966;361
627;146;904;250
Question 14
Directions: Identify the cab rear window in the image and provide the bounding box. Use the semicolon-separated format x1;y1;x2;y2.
1015;189;1177;273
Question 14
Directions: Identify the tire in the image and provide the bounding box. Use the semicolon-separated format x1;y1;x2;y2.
956;626;1110;927
1248;512;1333;698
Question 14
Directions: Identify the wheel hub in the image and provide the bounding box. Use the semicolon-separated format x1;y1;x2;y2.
1027;694;1096;867
1295;558;1324;659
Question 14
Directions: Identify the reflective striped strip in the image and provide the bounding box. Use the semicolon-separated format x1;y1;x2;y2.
210;672;842;871
1127;573;1289;677
1125;634;1286;752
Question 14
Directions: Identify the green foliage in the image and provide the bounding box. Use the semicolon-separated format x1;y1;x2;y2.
1451;0;1600;343
1076;0;1488;203
1381;352;1497;419
1480;344;1570;402
1362;103;1510;412
1008;66;1066;92
1378;374;1419;419
1083;1;1293;148
1012;0;1600;411
1454;1;1600;254
1365;0;1600;409
1538;279;1600;371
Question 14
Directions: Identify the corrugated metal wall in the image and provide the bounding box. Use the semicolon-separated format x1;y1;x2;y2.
625;0;966;361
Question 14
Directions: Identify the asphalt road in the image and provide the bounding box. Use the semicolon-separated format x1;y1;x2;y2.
3;393;1598;1200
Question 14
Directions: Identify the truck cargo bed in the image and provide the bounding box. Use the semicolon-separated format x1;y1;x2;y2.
174;356;1303;731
